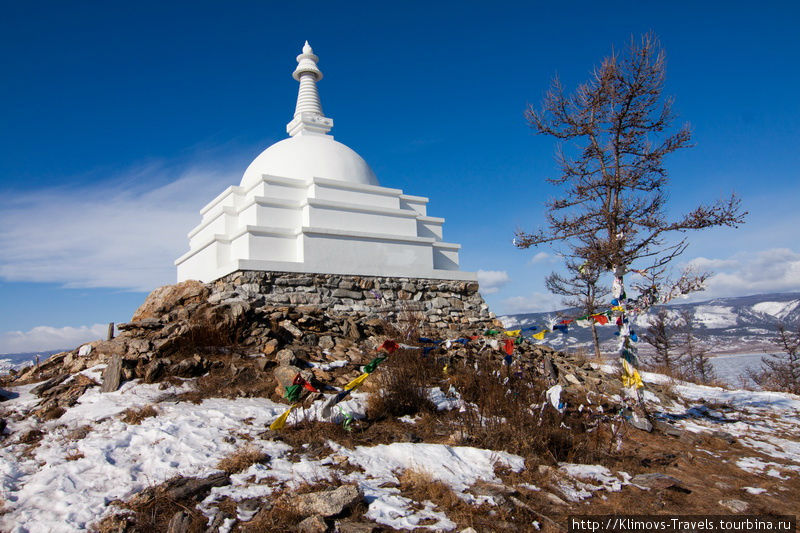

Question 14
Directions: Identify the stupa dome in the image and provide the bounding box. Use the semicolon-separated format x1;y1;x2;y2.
241;134;378;189
240;41;378;190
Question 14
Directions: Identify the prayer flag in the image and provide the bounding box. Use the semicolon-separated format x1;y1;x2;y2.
345;372;370;391
363;355;386;374
380;340;400;354
269;405;296;430
504;338;514;355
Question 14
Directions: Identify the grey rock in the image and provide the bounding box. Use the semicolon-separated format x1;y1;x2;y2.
719;499;749;513
291;484;363;517
172;357;209;378
625;410;653;432
166;511;193;533
544;492;567;505
101;353;123;393
274;365;303;390
318;335;335;350
143;360;165;383
430;296;449;309
280;320;303;338
163;472;231;500
127;338;151;354
631;473;690;492
31;374;70;396
652;420;682;438
332;288;363;299
276;349;299;367
236;498;261;521
297;514;328;533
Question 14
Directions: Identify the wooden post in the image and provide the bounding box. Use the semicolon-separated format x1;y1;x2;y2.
107;322;115;341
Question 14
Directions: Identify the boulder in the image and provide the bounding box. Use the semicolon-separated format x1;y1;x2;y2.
274;365;303;391
132;280;209;321
276;349;299;367
290;484;363;517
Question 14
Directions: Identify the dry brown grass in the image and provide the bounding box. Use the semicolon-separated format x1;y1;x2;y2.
447;358;614;465
397;468;461;509
174;356;276;404
120;404;158;425
367;348;439;419
95;487;208;533
216;445;270;474
64;450;85;461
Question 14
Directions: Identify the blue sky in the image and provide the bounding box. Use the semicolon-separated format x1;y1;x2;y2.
2;1;799;353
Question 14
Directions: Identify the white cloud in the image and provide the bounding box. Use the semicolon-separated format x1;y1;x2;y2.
0;161;238;292
477;269;511;294
681;248;800;301
0;324;109;354
528;251;556;265
499;292;563;314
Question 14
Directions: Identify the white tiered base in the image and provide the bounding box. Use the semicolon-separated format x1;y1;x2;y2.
175;174;475;283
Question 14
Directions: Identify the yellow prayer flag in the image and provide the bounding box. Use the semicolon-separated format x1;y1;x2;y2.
532;329;547;340
344;372;370;391
269;405;296;430
620;359;643;389
504;330;521;337
612;305;625;312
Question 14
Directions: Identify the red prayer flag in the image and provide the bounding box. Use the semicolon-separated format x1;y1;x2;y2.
504;338;514;355
592;314;609;325
380;340;400;354
292;373;319;393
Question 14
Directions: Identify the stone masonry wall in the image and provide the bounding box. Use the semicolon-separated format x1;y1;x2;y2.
209;270;496;330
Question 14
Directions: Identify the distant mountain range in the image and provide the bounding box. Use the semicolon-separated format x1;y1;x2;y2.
0;349;66;373
500;292;800;356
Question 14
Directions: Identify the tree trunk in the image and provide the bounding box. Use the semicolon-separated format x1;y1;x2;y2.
590;322;601;360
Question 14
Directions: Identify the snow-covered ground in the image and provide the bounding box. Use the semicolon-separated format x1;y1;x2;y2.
0;372;515;532
2;362;799;531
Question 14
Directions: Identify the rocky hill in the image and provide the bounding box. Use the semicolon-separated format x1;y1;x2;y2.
1;280;799;532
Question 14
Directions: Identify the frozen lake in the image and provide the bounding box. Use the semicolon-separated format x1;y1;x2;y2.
710;352;772;387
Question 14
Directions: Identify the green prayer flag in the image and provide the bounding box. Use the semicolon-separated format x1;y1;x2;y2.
363;355;386;374
284;384;303;402
484;329;500;336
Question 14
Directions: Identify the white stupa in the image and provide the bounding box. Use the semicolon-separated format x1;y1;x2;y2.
176;42;475;283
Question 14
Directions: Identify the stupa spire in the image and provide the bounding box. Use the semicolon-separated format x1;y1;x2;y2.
287;41;334;137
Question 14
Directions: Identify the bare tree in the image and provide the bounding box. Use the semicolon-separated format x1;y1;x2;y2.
514;33;746;388
747;324;800;394
679;310;715;384
641;307;681;373
545;258;610;359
